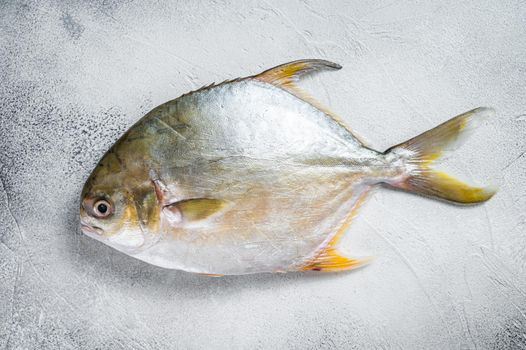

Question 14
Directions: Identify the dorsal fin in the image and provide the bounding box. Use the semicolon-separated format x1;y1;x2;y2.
253;59;368;146
254;59;342;87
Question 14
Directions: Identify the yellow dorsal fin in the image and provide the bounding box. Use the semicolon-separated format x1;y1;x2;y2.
302;189;373;272
253;59;369;146
254;59;342;87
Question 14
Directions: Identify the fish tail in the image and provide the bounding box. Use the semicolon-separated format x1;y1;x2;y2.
383;107;496;204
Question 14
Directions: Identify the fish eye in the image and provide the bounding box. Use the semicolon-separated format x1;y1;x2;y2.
93;199;113;218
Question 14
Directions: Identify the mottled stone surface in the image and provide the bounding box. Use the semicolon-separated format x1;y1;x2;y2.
1;1;525;349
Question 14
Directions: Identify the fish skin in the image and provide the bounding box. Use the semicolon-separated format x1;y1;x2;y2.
79;60;495;275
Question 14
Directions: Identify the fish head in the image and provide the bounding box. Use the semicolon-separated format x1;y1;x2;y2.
79;159;161;254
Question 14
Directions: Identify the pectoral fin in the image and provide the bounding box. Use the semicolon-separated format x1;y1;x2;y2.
163;198;228;224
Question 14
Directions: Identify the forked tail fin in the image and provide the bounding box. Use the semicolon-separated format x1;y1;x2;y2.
384;107;496;204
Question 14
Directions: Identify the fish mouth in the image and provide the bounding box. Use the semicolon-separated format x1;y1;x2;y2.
80;221;103;236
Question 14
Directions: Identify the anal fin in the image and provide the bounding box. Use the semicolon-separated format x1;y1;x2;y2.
302;189;372;272
302;248;371;272
327;189;370;248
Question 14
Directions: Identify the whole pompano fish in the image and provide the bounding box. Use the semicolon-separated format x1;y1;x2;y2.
80;59;495;276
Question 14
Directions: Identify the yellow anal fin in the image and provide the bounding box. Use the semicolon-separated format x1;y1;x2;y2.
328;189;371;248
253;59;370;147
301;189;372;273
302;248;371;272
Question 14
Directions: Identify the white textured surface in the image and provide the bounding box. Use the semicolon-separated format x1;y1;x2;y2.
1;1;525;349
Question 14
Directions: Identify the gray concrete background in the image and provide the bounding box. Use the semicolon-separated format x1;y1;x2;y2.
1;1;525;349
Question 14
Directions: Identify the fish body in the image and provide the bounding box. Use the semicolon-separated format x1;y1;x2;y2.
80;60;495;275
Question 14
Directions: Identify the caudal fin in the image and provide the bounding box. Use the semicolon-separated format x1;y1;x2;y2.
384;107;496;204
